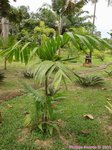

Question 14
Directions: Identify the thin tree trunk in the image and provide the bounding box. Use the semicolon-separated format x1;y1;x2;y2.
92;1;97;34
4;58;7;70
2;18;9;38
45;75;48;96
90;1;97;64
2;18;9;70
58;14;62;35
57;14;62;55
43;74;48;134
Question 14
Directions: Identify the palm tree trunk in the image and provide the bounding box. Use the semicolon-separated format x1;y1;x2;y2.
58;14;62;35
57;13;62;55
2;18;9;38
90;0;97;63
92;1;97;34
4;58;7;70
2;18;9;70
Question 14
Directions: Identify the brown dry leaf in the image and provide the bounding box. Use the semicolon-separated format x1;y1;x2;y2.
81;129;90;135
102;87;107;90
7;104;13;108
83;114;94;120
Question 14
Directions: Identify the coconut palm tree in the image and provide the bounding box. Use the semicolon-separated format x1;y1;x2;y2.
51;0;88;55
86;0;98;63
90;0;112;33
90;0;98;33
51;0;88;34
89;0;112;63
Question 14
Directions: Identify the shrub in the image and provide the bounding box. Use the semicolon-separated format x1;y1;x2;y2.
76;75;104;87
0;72;5;83
94;51;105;61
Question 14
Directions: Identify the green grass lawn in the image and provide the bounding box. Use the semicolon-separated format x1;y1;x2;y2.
0;55;112;150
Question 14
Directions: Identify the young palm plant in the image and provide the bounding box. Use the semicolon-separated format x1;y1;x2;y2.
0;36;16;69
26;33;75;134
105;70;112;77
76;75;104;87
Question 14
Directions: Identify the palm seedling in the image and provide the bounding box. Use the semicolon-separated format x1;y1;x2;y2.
0;36;16;69
24;33;75;135
18;33;74;135
105;70;112;77
76;75;104;87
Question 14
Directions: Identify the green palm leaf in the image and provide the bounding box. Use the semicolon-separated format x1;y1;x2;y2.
33;60;74;88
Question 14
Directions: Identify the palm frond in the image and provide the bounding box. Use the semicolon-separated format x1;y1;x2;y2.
67;32;112;53
0;41;31;64
33;60;74;88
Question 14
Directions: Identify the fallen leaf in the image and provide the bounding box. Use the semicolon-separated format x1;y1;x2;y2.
7;104;13;108
83;114;94;120
81;129;90;135
102;88;107;90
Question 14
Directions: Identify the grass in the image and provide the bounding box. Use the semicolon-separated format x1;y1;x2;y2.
0;55;112;149
57;88;112;145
